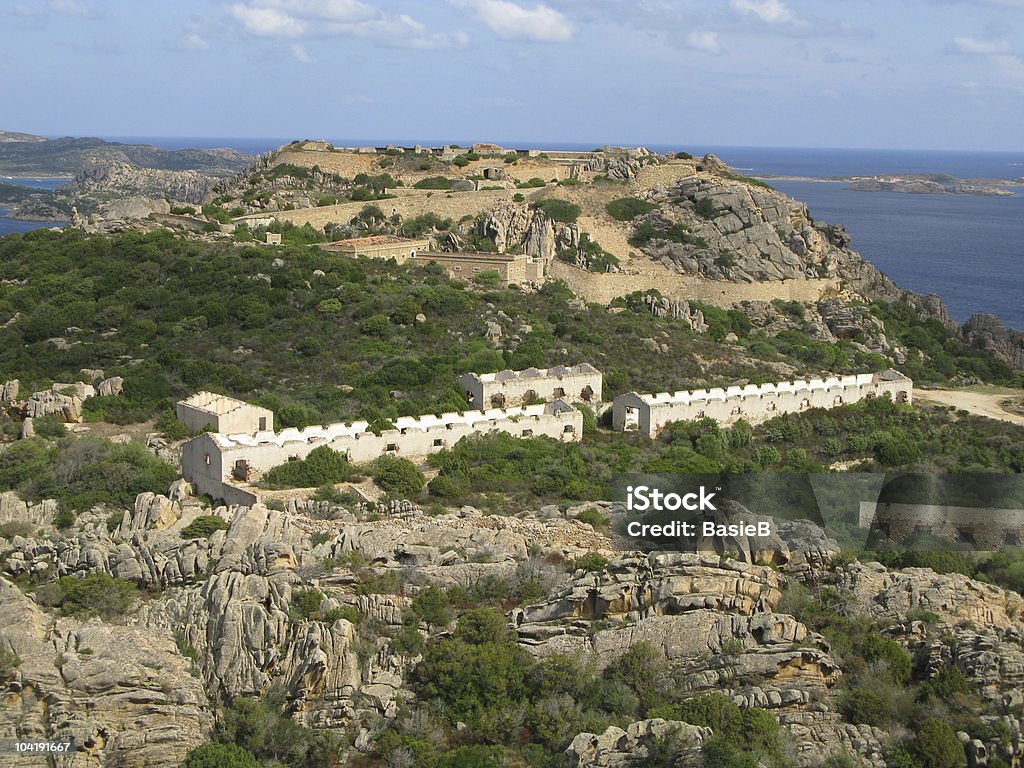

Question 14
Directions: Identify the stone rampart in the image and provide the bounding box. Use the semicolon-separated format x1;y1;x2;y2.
236;189;517;232
183;401;582;503
613;372;913;437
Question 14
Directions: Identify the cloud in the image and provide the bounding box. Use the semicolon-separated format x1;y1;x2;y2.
227;0;462;48
180;31;210;50
685;30;720;53
950;34;1024;84
993;53;1024;79
450;0;574;42
291;43;313;62
730;0;795;25
230;4;309;37
49;0;101;16
952;36;1011;55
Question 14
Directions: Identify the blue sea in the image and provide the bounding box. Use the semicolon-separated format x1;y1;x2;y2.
0;176;69;235
3;141;1023;329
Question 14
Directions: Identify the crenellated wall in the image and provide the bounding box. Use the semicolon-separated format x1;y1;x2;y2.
183;400;582;503
612;371;913;438
458;364;603;409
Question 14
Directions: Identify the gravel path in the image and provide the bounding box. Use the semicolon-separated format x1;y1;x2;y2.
916;388;1024;427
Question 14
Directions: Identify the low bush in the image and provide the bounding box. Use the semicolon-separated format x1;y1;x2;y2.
36;573;138;620
606;197;659;221
181;515;230;539
531;198;581;223
369;455;425;498
261;446;355;489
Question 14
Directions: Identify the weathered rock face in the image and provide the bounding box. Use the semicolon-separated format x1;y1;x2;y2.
642;175;834;283
23;389;84;422
0;578;213;768
961;313;1024;370
71;161;215;206
514;553;785;629
565;718;710;767
636;292;708;332
838;561;1024;632
1;378;18;402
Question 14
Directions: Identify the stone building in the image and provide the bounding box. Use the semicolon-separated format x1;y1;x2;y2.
322;235;429;262
860;502;1024;550
182;400;582;504
612;371;913;438
411;251;534;286
176;392;274;435
458;364;603;409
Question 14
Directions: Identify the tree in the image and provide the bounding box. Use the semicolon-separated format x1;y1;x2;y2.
369;455;425;498
906;719;966;768
261;446;353;489
411;586;452;628
411;608;532;735
181;743;258;768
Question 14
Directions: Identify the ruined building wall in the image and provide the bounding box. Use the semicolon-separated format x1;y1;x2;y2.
176;393;274;434
458;365;603;409
612;373;913;438
183;402;582;503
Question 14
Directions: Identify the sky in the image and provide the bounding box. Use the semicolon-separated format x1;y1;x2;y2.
1;0;1023;150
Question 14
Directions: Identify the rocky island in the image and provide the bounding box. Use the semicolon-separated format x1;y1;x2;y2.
845;173;1015;196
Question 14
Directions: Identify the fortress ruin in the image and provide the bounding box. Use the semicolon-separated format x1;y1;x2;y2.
322;235;429;262
612;371;913;438
860;502;1024;550
458;364;603;409
176;391;274;435
182;400;582;505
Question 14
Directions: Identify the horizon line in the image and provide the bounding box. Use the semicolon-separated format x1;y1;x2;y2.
20;131;1024;156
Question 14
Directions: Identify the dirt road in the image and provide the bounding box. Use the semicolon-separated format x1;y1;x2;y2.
916;388;1024;427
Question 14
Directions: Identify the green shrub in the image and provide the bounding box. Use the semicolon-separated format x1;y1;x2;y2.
629;219;708;249
180;515;230;539
32;413;67;439
531;198;581;223
472;269;502;286
861;633;911;683
369;455;425;498
413;176;454;190
411;586;453;627
606;197;659;221
289;588;324;623
181;743;258;768
261;446;354;489
323;605;359;624
903;719;966;768
575;507;609;529
0;520;34;539
411;607;531;734
0;646;22;680
37;573;138;620
574;552;609;572
215;692;325;767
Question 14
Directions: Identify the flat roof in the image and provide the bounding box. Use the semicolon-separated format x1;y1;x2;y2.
178;391;269;416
